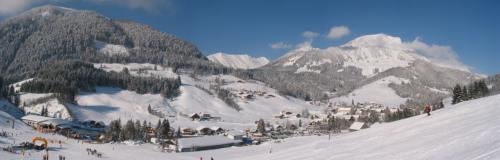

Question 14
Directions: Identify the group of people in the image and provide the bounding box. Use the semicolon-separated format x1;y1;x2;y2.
0;130;13;137
86;148;103;158
58;155;67;160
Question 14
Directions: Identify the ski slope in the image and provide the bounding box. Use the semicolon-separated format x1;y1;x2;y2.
172;75;319;123
331;76;410;107
67;87;175;124
2;94;500;160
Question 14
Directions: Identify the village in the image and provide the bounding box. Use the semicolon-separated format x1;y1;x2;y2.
13;99;425;154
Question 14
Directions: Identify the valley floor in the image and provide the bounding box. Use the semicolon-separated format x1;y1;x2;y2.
2;94;500;160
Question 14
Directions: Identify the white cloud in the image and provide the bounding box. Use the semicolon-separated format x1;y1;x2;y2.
327;26;350;39
302;31;319;39
89;0;174;14
270;42;292;49
0;0;34;15
404;38;470;72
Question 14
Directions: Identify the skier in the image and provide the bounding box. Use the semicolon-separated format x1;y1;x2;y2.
424;104;431;116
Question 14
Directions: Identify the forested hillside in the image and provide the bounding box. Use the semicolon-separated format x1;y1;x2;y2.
0;5;224;84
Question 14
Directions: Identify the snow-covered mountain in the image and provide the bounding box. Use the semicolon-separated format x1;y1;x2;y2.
208;52;269;69
0;5;210;82
253;34;480;106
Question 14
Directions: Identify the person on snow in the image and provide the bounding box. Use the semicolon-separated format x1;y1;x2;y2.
424;104;431;116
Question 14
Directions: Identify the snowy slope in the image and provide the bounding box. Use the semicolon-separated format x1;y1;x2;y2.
0;99;24;118
331;76;410;107
3;93;500;160
19;93;72;120
260;34;479;107
172;75;319;123
277;34;428;77
9;78;34;92
207;52;269;69
68;87;175;124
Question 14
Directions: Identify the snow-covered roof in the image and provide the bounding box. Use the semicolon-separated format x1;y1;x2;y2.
177;136;241;149
349;122;366;130
226;130;245;136
39;118;72;126
196;126;210;131
21;115;55;123
210;126;222;131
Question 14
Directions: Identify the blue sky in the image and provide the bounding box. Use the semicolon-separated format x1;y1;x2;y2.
0;0;499;74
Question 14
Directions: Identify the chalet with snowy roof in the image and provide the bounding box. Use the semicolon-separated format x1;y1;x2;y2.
226;130;245;140
181;127;195;135
21;115;75;132
210;126;224;134
196;126;214;135
336;107;352;115
189;113;200;121
21;114;54;127
177;136;242;152
349;122;368;131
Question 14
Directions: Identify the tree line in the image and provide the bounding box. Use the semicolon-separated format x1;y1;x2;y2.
105;118;180;143
0;77;21;107
452;80;489;104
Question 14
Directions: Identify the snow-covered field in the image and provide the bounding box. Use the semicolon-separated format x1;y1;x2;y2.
68;87;175;124
2;93;500;160
331;76;409;107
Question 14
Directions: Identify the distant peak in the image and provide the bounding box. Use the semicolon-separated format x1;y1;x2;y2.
18;5;78;18
31;4;77;12
208;52;269;69
345;34;402;47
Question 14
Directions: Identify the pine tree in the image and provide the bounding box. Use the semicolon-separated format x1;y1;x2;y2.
452;84;462;104
0;76;3;98
147;104;152;114
462;86;469;101
479;80;489;97
122;67;130;74
159;119;170;139
142;120;148;142
107;119;122;142
469;82;477;99
155;119;161;138
256;119;266;133
176;126;182;138
135;120;142;141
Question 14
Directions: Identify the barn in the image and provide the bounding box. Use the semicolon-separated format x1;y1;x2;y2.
177;136;242;152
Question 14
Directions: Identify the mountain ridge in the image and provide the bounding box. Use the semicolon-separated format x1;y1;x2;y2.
207;52;269;69
252;34;480;106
